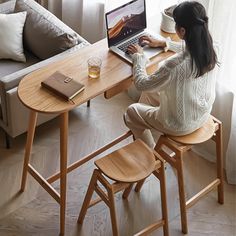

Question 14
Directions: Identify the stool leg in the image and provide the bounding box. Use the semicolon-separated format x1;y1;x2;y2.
159;162;169;236
4;131;11;149
176;154;188;234
107;186;119;236
153;163;169;236
87;100;90;107
122;184;133;199
78;169;98;224
134;179;145;192
215;123;224;204
155;137;187;233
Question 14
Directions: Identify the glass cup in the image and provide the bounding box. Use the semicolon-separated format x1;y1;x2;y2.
87;57;102;79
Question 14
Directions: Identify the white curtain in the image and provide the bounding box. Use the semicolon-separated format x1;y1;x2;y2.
64;0;105;43
204;0;236;184
39;0;105;43
38;0;62;18
76;0;105;43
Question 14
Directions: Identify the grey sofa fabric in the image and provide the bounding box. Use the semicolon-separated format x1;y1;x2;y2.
15;0;85;60
0;0;90;139
0;50;40;78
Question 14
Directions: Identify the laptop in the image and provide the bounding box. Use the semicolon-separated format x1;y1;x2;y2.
105;0;164;64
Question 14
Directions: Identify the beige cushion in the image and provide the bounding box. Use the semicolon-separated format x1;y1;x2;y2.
0;11;27;62
15;0;80;60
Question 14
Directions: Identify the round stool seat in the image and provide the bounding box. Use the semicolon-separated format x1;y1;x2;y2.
95;139;157;183
167;116;216;145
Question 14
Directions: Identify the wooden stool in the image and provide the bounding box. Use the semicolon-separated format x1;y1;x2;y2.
154;115;224;234
78;139;169;236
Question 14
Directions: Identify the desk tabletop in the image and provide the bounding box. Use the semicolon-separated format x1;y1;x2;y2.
18;37;176;114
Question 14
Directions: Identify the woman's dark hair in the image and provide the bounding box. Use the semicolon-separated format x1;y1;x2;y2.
173;1;218;77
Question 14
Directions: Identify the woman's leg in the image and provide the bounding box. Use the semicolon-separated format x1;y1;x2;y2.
124;90;163;148
124;103;156;148
124;100;170;149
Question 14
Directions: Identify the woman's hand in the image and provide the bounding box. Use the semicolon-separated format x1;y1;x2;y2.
127;44;143;55
139;35;166;48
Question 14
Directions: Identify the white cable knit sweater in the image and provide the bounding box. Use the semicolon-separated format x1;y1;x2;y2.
132;40;217;134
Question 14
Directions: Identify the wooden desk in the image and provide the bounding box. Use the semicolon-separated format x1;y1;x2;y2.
18;38;176;235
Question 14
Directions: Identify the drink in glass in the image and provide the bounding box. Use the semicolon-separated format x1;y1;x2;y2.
87;57;102;79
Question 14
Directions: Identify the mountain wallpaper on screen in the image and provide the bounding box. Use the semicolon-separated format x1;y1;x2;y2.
108;11;145;45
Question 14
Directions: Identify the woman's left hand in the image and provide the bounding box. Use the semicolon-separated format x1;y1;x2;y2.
127;44;143;55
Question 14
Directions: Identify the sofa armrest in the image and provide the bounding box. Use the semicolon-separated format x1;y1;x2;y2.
3;87;58;137
0;41;89;125
0;41;89;91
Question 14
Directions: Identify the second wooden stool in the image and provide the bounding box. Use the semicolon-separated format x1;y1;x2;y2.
77;139;169;236
154;115;224;234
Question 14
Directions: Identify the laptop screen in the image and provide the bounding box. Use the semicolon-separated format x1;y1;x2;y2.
105;0;146;47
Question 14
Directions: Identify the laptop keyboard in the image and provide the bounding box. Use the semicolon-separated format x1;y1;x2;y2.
118;33;147;53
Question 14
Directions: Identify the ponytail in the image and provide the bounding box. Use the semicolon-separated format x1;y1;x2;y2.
173;1;218;77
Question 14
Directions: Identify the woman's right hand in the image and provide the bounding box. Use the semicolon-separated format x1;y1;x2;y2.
139;35;166;48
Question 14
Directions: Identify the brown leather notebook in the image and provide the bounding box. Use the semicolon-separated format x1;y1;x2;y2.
41;71;85;101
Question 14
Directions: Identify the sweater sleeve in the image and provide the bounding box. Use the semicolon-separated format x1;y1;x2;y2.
164;37;185;53
132;53;176;92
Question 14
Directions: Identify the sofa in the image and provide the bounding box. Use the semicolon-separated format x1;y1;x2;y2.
0;0;90;147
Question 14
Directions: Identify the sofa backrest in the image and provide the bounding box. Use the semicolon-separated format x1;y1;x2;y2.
15;0;86;60
0;0;15;14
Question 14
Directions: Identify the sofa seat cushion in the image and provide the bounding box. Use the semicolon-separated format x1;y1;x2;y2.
0;50;40;78
15;0;83;60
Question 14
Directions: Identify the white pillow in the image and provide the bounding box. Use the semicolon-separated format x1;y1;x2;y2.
0;11;27;62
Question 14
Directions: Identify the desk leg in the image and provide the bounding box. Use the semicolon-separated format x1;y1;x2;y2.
60;112;68;236
21;110;38;192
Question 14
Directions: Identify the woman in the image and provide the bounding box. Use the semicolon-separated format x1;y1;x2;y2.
124;1;218;148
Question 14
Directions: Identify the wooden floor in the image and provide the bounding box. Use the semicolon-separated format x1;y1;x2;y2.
0;92;235;236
